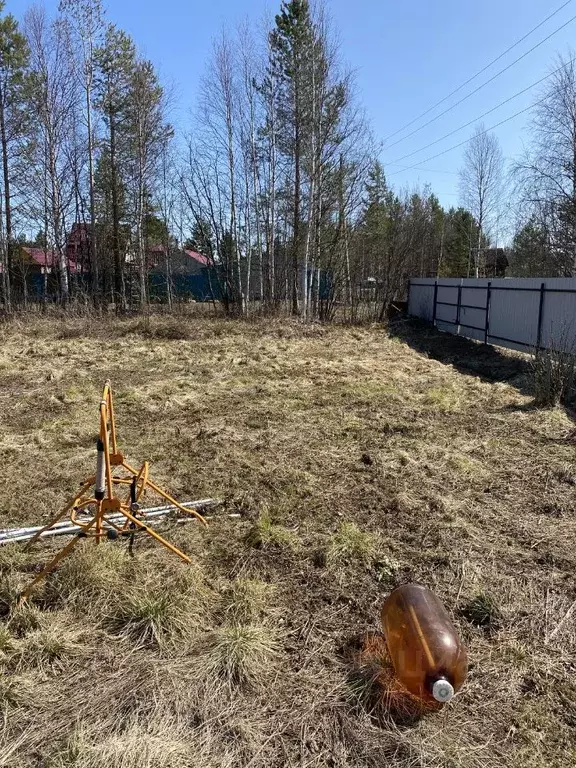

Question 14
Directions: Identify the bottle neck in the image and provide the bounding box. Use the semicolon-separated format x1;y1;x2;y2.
430;676;455;703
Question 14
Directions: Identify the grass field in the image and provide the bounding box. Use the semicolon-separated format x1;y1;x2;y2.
0;314;575;767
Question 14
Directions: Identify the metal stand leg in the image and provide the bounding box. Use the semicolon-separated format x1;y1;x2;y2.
18;517;97;604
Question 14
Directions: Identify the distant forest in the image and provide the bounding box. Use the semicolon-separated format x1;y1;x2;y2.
0;0;574;319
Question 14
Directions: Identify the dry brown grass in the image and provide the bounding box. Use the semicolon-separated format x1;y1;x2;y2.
0;314;575;766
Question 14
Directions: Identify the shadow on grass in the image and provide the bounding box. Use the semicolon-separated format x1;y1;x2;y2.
344;631;438;729
390;318;534;397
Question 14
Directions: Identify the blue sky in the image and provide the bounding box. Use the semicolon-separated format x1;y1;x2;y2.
7;0;576;209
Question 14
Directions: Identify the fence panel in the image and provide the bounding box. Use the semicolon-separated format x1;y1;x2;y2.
408;277;576;355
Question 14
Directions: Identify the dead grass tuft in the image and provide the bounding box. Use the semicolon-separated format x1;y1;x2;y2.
197;623;279;688
0;675;21;710
42;541;132;611
0;543;34;574
104;581;207;649
460;592;503;634
245;509;297;550
222;578;274;624
326;521;380;566
0;573;21;616
0;625;14;659
59;726;195;768
14;620;85;671
6;603;43;637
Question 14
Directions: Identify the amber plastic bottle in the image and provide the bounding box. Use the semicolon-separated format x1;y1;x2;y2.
381;584;467;704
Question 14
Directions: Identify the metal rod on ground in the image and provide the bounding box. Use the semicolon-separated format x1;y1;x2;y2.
1;511;236;546
2;514;240;546
0;499;221;546
0;500;219;537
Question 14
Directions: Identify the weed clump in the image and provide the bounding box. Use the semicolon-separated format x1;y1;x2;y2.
104;578;208;649
532;346;576;407
326;522;379;566
222;578;274;624
197;623;278;688
245;510;297;550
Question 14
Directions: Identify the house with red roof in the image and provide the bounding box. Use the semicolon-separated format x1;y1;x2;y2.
148;248;212;275
20;246;80;275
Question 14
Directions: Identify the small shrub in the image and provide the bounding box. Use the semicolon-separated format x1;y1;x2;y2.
198;623;278;687
130;317;191;341
532;346;576;407
151;320;192;340
57;327;83;340
326;522;380;566
245;510;297;550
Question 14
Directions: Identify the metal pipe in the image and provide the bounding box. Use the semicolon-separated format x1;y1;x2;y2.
0;499;221;546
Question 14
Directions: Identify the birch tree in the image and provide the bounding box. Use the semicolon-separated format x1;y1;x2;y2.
26;6;79;302
59;0;104;302
459;123;503;278
516;54;576;276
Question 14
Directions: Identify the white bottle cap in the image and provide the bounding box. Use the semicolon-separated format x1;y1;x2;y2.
432;679;454;703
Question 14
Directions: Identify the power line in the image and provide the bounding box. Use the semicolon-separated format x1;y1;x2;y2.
386;163;458;175
385;11;576;150
389;56;575;166
388;99;543;176
383;0;574;144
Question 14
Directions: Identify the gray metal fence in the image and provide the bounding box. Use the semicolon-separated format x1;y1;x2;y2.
408;277;576;354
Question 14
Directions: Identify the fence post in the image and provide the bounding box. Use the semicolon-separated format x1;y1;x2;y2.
456;280;462;332
484;281;492;344
406;279;412;316
536;282;546;350
432;280;438;326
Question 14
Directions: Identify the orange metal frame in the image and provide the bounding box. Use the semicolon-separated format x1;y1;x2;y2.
18;380;207;603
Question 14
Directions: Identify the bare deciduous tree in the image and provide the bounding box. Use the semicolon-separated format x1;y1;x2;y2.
26;5;80;302
59;0;104;302
459;123;503;278
515;54;576;276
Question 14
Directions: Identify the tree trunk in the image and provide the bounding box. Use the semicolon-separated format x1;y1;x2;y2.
86;81;99;305
269;94;276;307
292;119;301;315
0;84;13;308
109;108;124;311
475;222;482;279
48;137;69;302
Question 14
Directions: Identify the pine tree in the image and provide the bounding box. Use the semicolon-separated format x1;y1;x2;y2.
94;24;135;308
0;3;29;306
440;208;480;278
269;0;314;314
510;218;554;277
124;57;172;307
